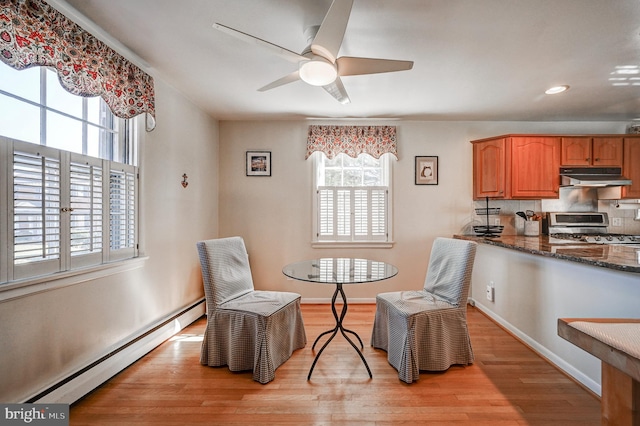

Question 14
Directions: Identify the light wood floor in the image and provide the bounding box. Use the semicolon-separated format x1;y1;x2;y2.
70;304;600;425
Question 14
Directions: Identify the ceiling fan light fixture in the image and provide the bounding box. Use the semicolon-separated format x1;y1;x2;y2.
545;85;570;95
299;59;337;86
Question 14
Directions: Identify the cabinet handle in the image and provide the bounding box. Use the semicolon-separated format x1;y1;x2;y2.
594;158;599;162
586;157;590;162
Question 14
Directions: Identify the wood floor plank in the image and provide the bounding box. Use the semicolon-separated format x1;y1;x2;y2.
70;304;600;425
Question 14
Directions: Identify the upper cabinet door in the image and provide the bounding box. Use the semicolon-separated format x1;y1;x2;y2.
561;137;622;166
511;137;560;199
473;138;507;199
592;137;623;166
622;138;640;199
561;137;591;166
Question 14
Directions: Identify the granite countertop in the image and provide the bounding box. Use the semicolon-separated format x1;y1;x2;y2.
455;234;640;273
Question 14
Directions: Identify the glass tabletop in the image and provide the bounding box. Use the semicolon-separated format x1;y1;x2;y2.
282;258;398;284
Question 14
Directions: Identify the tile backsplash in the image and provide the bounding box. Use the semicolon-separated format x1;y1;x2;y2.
470;198;640;236
598;200;640;235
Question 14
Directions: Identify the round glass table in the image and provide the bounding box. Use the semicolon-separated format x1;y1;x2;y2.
282;257;398;380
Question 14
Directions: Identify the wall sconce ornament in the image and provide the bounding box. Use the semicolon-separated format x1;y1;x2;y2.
181;173;188;188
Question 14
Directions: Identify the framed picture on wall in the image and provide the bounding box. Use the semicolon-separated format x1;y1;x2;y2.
415;156;438;185
246;151;271;176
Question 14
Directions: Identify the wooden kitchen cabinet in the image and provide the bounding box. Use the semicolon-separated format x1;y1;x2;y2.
510;136;560;198
473;134;640;200
561;137;623;166
473;137;507;198
622;137;640;199
472;135;560;199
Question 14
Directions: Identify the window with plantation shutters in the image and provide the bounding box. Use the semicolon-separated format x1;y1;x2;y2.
313;152;393;245
0;62;140;288
1;138;138;284
317;187;388;241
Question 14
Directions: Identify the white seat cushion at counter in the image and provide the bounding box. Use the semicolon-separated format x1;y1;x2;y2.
569;321;640;360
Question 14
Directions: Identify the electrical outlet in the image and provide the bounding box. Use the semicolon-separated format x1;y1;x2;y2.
612;217;622;227
494;218;501;226
486;283;495;302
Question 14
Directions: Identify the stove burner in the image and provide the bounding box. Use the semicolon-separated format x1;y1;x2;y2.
550;233;640;244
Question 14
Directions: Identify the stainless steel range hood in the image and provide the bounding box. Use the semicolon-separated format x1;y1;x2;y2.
560;167;632;187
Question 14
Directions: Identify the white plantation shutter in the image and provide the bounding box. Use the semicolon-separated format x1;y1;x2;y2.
370;189;387;237
109;165;137;260
336;189;351;238
317;186;388;241
318;189;334;236
12;144;62;279
2;138;138;284
69;155;103;268
354;189;367;237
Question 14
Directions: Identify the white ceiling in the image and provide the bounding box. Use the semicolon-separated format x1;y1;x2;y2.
61;0;640;122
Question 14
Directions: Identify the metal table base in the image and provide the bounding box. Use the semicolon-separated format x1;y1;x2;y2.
307;283;372;380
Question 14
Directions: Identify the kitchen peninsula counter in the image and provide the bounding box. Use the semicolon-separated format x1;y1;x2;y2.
461;233;640;397
455;234;640;273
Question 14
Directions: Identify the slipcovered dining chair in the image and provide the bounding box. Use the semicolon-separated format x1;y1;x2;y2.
371;237;477;383
196;236;306;384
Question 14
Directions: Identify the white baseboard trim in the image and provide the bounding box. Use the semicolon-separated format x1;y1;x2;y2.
301;297;376;304
471;299;601;396
32;299;205;404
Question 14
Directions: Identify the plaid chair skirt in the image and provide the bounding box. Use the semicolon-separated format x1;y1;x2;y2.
201;291;306;384
371;291;474;383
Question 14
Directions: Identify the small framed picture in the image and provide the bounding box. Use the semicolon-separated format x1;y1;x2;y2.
246;151;271;176
415;156;438;185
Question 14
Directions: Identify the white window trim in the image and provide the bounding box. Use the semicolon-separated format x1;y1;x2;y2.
311;152;394;248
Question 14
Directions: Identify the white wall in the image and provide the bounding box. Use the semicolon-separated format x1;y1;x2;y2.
219;120;628;301
0;78;218;402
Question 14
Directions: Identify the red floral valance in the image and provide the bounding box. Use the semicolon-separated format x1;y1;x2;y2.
0;0;156;130
305;125;398;159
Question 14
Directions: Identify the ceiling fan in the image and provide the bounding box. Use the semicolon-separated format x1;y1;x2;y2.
213;0;413;104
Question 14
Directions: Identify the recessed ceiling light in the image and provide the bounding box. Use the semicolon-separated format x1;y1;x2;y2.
545;85;570;95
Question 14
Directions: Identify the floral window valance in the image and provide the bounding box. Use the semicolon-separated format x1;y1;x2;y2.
305;125;397;160
0;0;156;131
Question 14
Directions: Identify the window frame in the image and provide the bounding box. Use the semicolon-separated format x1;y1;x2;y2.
0;62;143;297
2;137;140;285
311;152;394;248
0;66;131;164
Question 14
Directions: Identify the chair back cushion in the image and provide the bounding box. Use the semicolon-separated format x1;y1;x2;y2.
197;237;254;306
423;238;477;306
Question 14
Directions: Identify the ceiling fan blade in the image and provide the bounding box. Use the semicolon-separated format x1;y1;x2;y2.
336;56;414;76
258;71;301;92
311;0;354;63
322;77;350;104
213;23;305;64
